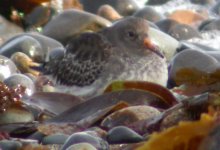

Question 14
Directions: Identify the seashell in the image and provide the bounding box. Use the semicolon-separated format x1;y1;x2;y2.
50;89;176;123
11;52;41;76
101;106;161;129
43;9;112;44
23;92;84;115
104;81;177;106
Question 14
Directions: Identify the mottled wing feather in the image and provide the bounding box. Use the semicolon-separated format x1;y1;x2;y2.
46;32;112;86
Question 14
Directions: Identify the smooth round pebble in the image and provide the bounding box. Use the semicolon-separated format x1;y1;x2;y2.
42;133;69;145
80;0;139;16
0;106;34;124
4;74;35;96
106;126;143;144
28;131;46;142
97;5;122;21
169;49;220;85
168;24;201;41
61;132;109;150
0;34;63;62
43;9;111;44
133;6;164;22
156;19;179;34
0;140;22;150
0;55;18;81
66;143;97;150
48;48;65;61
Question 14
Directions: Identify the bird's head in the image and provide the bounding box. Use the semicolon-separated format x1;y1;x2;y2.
103;16;164;58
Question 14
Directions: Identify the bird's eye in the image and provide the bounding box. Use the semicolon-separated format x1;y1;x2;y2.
127;31;137;40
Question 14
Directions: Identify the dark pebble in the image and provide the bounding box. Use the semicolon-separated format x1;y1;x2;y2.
106;126;144;144
155;19;179;33
80;0;139;16
42;133;69;145
168;24;202;41
133;6;164;22
0;140;22;150
145;0;171;5
61;132;109;150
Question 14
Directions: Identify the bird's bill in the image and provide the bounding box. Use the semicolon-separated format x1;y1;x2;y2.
143;38;164;58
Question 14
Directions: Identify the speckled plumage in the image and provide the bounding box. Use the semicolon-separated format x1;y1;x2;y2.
43;17;168;98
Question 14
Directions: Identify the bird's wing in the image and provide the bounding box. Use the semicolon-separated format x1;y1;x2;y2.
47;33;112;86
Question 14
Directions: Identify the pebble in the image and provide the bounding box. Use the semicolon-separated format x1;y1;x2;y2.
211;1;220;15
80;0;139;16
106;126;143;144
43;9;112;44
133;6;164;22
0;55;18;81
0;106;34;124
168;24;202;40
66;142;97;150
4;74;35;96
42;133;69;145
168;10;206;26
97;5;122;21
169;49;220;85
0;140;22;150
156;19;179;33
61;132;109;150
0;33;63;63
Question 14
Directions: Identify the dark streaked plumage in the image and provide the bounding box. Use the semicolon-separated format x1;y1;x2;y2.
45;33;112;86
42;17;168;98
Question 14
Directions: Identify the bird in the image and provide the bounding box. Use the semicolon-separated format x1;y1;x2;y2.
40;16;168;99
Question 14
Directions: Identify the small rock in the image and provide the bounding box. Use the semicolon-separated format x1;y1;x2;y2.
66;143;97;150
42;133;69;145
0;140;22;150
133;6;164;22
61;132;109;150
4;74;35;96
106;126;143;144
168;24;201;41
97;5;122;21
